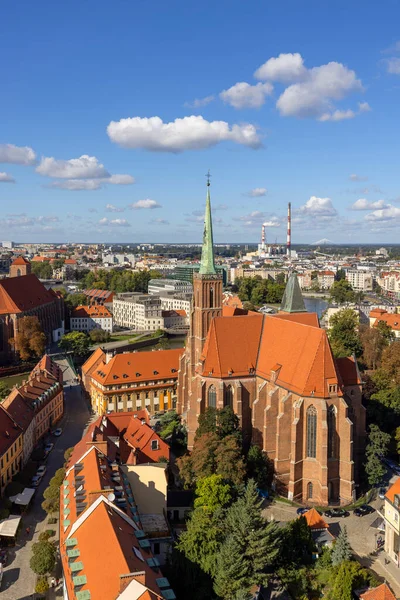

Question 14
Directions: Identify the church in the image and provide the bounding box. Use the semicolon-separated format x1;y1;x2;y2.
177;182;366;506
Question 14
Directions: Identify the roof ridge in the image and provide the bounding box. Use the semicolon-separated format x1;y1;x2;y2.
214;319;222;377
304;329;326;397
255;314;267;370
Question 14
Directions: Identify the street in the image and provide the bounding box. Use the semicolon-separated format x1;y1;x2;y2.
262;482;400;597
1;358;91;600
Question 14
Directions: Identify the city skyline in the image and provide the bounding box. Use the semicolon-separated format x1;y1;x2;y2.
2;0;400;243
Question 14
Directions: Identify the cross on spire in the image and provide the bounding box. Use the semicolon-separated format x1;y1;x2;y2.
206;169;211;187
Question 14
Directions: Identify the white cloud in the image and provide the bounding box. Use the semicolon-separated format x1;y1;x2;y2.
233;211;280;228
299;196;337;217
107;115;262;152
255;53;307;83
0;215;59;228
0;172;15;183
386;57;400;74
130;199;162;210
184;96;215;108
244;187;267;197
358;101;372;113
98;218;131;227
150;218;169;224
0;143;37;165
319;109;356;122
275;60;363;119
107;174;135;185
106;203;125;212
350;198;388;211
220;82;273;109
51;179;102;190
365;204;400;222
349;174;368;182
36;154;110;179
262;219;280;227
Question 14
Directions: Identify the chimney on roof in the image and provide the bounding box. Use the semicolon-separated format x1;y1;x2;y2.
105;351;114;364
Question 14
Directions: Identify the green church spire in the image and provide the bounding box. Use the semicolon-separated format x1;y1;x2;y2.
199;172;217;275
280;273;307;313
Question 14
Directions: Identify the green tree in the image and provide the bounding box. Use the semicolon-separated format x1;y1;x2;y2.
279;516;315;567
30;540;56;575
65;292;88;309
331;526;352;566
246;445;274;489
89;328;110;343
0;381;11;401
35;576;49;594
376;320;395;344
214;480;282;599
328;560;371;600
195;407;218;439
381;342;400;385
360;325;388;370
215;434;246;485
365;424;391;486
177;506;226;577
217;407;240;440
10;315;46;361
328;309;362;358
59;331;90;356
194;475;232;512
31;261;53;279
395;426;400;458
329;279;355;304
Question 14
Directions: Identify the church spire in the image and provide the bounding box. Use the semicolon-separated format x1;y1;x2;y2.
280;273;307;313
199;171;217;275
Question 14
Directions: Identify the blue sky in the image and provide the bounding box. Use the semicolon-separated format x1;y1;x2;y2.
1;0;400;244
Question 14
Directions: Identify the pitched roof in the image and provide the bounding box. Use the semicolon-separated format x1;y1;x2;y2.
335;356;361;386
91;348;183;387
385;476;400;504
302;508;329;529
0;274;58;315
11;256;30;265
2;390;35;433
0;405;23;455
71;305;112;318
280;273;306;313
373;313;400;331
82;347;106;378
360;583;397;600
274;312;320;327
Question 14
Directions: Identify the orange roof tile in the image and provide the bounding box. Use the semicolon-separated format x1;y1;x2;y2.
274;312;320;327
0;405;23;455
360;583;397;600
11;255;30;265
0;274;59;315
302;508;329;529
91;348;183;387
82;347;106;378
373;313;400;331
335;356;361;386
71;305;112;318
385;477;400;504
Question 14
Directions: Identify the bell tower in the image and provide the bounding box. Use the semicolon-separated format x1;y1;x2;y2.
189;173;223;376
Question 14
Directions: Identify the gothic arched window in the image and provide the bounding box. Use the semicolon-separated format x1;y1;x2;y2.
16;269;21;277
209;287;214;308
307;481;313;499
208;385;216;409
306;405;317;458
327;405;337;459
224;385;233;408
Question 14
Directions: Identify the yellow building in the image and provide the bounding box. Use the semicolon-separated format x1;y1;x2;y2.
82;347;183;416
0;405;23;496
384;477;400;566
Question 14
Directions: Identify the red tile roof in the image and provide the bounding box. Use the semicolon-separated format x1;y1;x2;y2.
91;348;183;387
200;313;340;398
71;305;112;318
11;256;30;265
385;477;400;504
0;405;23;456
2;390;35;433
274;312;320;327
0;274;59;315
335;356;361;386
360;583;397;600
373;313;400;331
302;508;329;529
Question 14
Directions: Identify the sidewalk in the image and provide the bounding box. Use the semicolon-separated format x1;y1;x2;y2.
358;552;400;596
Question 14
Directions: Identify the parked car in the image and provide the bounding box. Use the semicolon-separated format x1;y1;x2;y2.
44;442;54;455
324;508;349;518
379;488;387;500
31;475;42;487
53;428;62;437
36;465;47;478
354;504;375;517
296;507;310;515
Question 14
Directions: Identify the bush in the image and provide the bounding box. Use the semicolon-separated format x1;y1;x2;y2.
48;517;57;525
30;540;56;575
35;576;49;594
39;530;55;541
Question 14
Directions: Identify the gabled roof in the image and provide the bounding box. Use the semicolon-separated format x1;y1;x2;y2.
0;274;58;314
302;508;329;529
2;390;35;433
81;347;106;378
0;405;23;455
72;305;112;318
335;356;361;386
274;312;320;327
11;256;30;265
385;477;400;504
360;583;397;600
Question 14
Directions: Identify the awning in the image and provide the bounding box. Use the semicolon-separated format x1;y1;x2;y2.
9;487;35;506
0;515;22;537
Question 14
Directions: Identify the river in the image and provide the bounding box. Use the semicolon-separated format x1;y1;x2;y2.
304;297;329;318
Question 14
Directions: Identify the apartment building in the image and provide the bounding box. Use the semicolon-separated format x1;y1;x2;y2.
148;278;193;295
376;271;400;300
159;294;191;313
317;270;335;290
113;293;188;331
70;305;113;333
82;347;182;416
345;269;373;291
384;477;400;567
369;308;400;339
0;406;23;496
60;412;175;600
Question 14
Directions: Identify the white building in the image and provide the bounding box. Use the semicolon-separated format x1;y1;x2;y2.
345;269;373;291
148;278;193;295
101;253;136;266
159;295;191;313
317;270;335;290
113;293;188;331
70;305;113;332
376;271;400;300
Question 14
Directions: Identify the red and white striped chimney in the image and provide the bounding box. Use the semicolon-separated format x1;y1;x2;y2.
287;202;291;257
261;222;265;248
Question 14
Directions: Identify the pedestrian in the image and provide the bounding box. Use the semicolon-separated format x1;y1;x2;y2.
26;526;30;535
51;577;56;588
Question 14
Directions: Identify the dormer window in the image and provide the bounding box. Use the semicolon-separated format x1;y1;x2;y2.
329;384;337;394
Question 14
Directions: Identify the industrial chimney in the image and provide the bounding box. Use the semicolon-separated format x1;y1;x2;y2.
261;223;266;250
287;202;291;257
